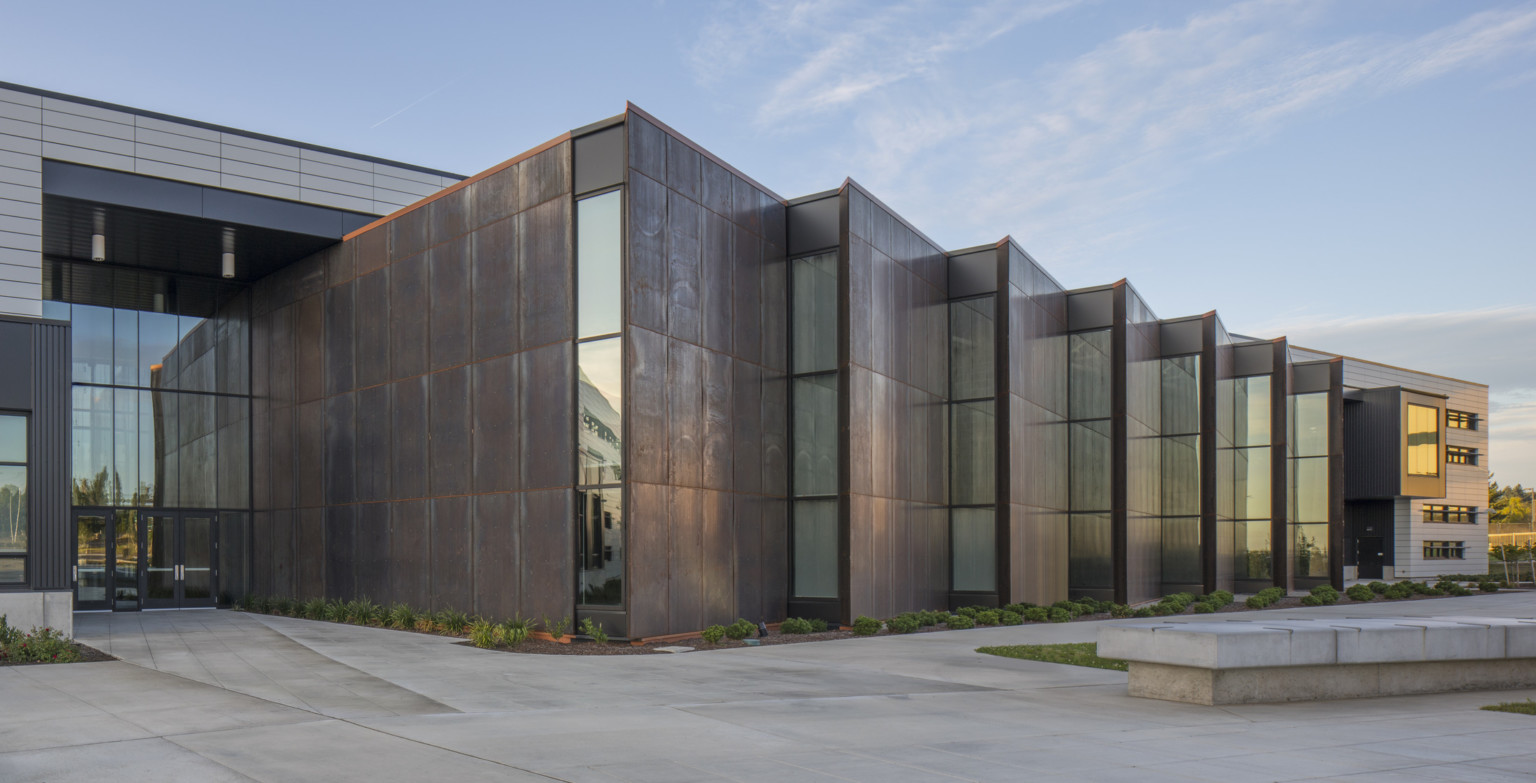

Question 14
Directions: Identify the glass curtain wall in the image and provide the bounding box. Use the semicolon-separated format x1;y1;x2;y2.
949;296;995;593
575;189;625;607
1067;329;1112;595
0;414;26;584
1289;393;1329;582
791;251;839;599
1160;356;1200;589
1229;375;1272;584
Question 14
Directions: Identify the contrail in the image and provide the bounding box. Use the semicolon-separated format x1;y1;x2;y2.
372;79;457;128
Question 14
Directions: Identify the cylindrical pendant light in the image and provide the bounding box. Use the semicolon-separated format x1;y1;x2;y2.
91;233;106;262
221;227;236;279
222;252;235;279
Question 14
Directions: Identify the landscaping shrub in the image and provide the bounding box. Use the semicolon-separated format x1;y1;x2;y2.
1193;602;1215;613
1133;608;1155;618
0;619;81;664
998;610;1024;626
1383;583;1413;600
974;610;1001;626
1109;604;1133;619
886;614;920;634
944;614;975;630
301;598;327;620
1003;603;1036;615
851;615;881;636
1051;600;1082;618
1300;595;1324;606
270;596;294;616
543;615;570;641
579;618;608;644
780;617;814;634
1047;607;1072;623
700;625;726;644
1023;607;1048;622
501;618;530;646
917;610;945;627
725;618;756;640
956;606;980;619
387;603;416;630
1367;581;1389;595
1245;587;1287;609
1309;585;1340;605
1207;590;1235;607
469;620;496;649
808;618;829;633
1345;584;1375;602
433;609;467;635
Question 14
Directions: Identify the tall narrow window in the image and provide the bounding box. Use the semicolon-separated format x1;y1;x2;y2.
575;188;625;607
1160;355;1200;587
1406;404;1439;476
1228;374;1272;582
790;251;839;600
949;295;995;594
0;414;28;584
1068;328;1113;594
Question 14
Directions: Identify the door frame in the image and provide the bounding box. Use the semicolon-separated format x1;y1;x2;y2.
74;508;219;611
72;508;112;611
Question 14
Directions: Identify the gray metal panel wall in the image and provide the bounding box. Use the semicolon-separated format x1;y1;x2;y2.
249;141;575;621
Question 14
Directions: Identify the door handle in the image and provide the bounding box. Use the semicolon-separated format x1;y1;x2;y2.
72;565;77;582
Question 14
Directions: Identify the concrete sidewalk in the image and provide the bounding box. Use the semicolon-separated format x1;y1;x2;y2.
2;593;1534;781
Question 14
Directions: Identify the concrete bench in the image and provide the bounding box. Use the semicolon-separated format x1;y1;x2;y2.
1097;616;1536;705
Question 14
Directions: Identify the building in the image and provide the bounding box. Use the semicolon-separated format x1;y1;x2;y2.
0;82;1490;639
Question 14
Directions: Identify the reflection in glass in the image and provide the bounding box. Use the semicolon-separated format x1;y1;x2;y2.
138;310;181;388
0;465;24;554
218;512;246;605
1292;457;1328;523
1293;523;1329;578
1070;420;1111;511
1162;435;1199;517
183;516;213;600
576;190;623;339
114;308;137;386
1235;521;1271;580
76;514;107;602
793;375;838;497
1234;375;1270;446
113;390;137;505
951;401;995;505
793;499;838;598
0;415;24;462
792;253;838;374
1069;330;1111;420
1161;356;1199;435
145;515;175;601
0;558;19;584
71;304;113;384
577;338;624;484
1069;512;1112;589
1292;393;1327;457
114;510;139;610
1162;517;1201;584
1233;447;1271;520
71;386;113;505
1407;403;1439;476
577;488;623;605
952;508;995;591
950;297;994;400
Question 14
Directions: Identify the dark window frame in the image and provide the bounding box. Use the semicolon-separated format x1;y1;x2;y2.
1446;446;1478;466
1423;540;1466;559
1446;410;1478;430
1424;504;1478;524
0;411;27;588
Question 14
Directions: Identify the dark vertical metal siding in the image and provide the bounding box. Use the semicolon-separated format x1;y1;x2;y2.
32;321;71;591
1270;340;1289;590
1199;314;1218;593
1327;359;1346;589
1109;283;1128;605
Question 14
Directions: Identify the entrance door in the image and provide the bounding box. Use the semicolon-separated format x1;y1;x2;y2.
142;512;217;609
1357;537;1384;580
74;511;110;610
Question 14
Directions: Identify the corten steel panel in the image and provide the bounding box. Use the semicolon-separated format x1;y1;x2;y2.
324;504;356;600
470;162;524;231
869;496;892;618
517;197;572;348
354;384;391;502
296;507;324;599
627;326;668;485
353;268;391;389
627;482;669;637
668;339;703;487
323;281;355;397
761;240;787;373
517;342;573;490
270;509;295;599
354;501;391;601
389;205;429;264
668;485;704;632
848;235;872;369
251;398;272;510
389;500;430;608
629;116;667;184
666;134;702;203
324;391;356;505
762;497;789;620
701;210;733;356
518;140;570;213
428;188;469;248
292;259;326;304
267;405;295;508
787;196;840;256
761;373;788;496
731;177;762;235
324;241;355;289
703;351;732;492
700;158;732;219
733;493;763;620
731;360;762;495
389;252;428;379
628;172;669;334
428;236;471;372
251;511;272;596
667;192;703;345
251;309;271;400
354;226;387;277
431;496;472;611
472;492;519;620
472;354;517;493
518;488;574;623
701;489;733;622
295;400;324;508
391;376;428;500
269;303;295;405
471;217;519;361
847;494;873;617
729;223;761;364
428;366;472;497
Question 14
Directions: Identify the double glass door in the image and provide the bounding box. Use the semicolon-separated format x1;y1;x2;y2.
74;509;217;610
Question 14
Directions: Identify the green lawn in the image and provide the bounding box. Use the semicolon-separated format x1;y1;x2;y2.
1482;700;1536;715
975;642;1128;672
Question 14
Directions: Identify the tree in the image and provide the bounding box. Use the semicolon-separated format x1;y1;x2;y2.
1490;479;1533;527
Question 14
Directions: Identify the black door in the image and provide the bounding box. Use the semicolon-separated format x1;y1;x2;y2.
73;510;110;610
143;512;218;609
1357;537;1384;580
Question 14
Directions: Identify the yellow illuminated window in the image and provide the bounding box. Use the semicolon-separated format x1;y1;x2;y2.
1406;404;1439;477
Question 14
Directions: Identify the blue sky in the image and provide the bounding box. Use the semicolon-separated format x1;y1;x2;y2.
6;0;1535;483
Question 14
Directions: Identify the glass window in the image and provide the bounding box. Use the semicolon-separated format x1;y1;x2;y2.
1292;456;1328;523
113;389;138;506
1292;393;1328;457
1162;435;1200;516
577;487;623;605
1068;512;1112;590
793;374;838;497
577;337;624;485
72;386;113;505
1233;447;1271;520
1447;410;1477;430
1293;523;1328;578
1162;516;1201;584
0;416;24;463
1235;520;1271;580
1424;505;1476;524
138;310;182;389
71;304;114;385
1070;420;1111;511
792;253;838;374
951;508;995;592
1446;446;1478;466
793;499;838;598
1234;375;1270;447
1069;330;1110;420
1161;356;1199;435
950;297;994;400
1406;403;1439;476
1423;541;1465;559
576;190;623;339
0;465;25;554
951;401;995;506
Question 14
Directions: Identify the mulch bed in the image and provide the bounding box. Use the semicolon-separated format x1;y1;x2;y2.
0;641;116;666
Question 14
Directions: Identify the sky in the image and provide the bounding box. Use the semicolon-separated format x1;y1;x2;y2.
5;0;1534;484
